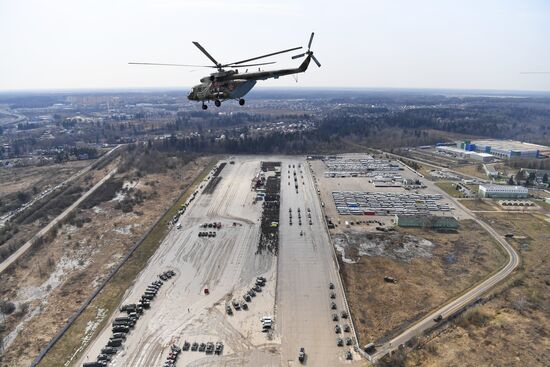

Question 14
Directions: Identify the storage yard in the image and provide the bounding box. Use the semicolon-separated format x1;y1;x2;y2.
323;156;402;175
309;155;469;230
308;154;505;355
76;157;361;367
332;191;452;216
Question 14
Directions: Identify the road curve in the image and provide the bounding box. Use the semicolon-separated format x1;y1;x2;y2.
371;216;519;361
369;154;520;362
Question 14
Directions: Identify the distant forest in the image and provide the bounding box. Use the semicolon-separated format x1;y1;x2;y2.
155;94;550;155
3;90;550;156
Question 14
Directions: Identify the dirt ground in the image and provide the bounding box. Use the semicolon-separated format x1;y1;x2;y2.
0;160;92;200
459;199;500;211
434;182;464;198
0;158;119;263
0;155;210;367
452;164;488;180
402;212;550;367
337;219;507;347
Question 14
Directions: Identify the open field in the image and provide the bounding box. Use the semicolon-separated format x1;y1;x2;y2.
459;199;499;211
0;160;92;202
402;212;550;367
452;164;488;180
434;182;464;198
0;153;211;367
0;155;120;263
336;220;507;346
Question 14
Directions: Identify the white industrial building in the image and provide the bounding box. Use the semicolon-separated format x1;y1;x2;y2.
478;184;528;199
436;146;494;162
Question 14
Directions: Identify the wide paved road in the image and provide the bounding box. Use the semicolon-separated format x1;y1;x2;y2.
277;158;359;366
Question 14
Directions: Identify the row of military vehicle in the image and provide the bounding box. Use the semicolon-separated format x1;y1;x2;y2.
201;222;222;229
198;231;217;237
180;340;224;354
82;270;175;367
327;282;354;360
172;190;198;226
226;277;266;315
289;207;312;226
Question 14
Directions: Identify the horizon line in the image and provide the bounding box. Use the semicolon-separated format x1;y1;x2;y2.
1;85;550;96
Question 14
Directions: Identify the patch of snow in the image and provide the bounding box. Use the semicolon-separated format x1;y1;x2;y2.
358;238;386;257
64;308;107;367
333;238;357;264
17;256;87;303
111;191;126;202
1;304;43;350
115;224;134;235
63;224;79;234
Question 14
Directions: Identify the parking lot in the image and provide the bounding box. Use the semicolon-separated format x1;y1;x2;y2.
332;191;452;216
78;158;278;366
78;157;361;367
309;156;470;234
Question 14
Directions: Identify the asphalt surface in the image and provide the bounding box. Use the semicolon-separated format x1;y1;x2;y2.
277;158;360;366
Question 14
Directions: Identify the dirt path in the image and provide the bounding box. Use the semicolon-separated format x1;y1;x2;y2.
0;167;118;274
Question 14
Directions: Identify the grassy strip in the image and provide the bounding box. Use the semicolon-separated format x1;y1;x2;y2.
434;181;464;198
537;200;550;211
37;158;217;367
459;199;497;211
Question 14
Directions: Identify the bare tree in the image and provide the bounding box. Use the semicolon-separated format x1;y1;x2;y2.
513;294;528;314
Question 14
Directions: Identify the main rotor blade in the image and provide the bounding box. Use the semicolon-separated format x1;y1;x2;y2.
223;46;302;67
520;71;550;74
235;61;276;67
192;41;220;67
311;54;321;67
308;32;314;50
292;53;306;59
129;62;215;68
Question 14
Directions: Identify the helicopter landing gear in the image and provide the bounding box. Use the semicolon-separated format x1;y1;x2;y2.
214;99;221;107
239;98;245;106
202;103;208;110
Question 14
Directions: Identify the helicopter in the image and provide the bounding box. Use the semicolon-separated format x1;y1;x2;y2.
129;33;320;110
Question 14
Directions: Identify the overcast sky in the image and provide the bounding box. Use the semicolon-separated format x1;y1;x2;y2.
0;0;549;91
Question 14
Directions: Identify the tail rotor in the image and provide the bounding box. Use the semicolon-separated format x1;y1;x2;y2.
292;32;321;67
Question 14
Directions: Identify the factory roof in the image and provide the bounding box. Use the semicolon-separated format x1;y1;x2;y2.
479;184;528;192
471;139;550;152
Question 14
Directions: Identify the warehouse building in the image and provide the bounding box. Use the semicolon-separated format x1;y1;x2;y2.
478;184;528;199
436;146;494;162
457;139;550;159
394;215;459;229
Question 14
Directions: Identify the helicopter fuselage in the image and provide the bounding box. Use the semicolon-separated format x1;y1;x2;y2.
187;55;312;102
188;79;256;101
